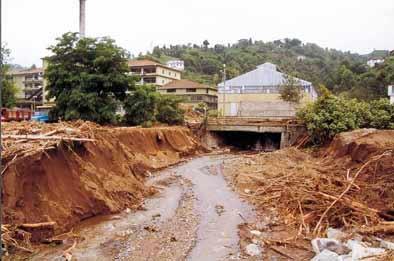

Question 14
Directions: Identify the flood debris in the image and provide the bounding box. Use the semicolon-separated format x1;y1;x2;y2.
224;129;394;259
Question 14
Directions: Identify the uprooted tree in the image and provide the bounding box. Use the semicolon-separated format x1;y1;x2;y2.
45;32;135;124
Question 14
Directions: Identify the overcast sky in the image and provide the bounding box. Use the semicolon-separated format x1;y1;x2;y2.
3;0;394;67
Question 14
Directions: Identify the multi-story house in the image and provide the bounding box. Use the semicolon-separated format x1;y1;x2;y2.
9;68;44;109
158;79;218;110
128;59;181;87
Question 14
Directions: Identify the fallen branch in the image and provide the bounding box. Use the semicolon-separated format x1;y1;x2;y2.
316;192;379;215
63;240;77;261
2;134;95;142
271;246;294;259
313;150;392;234
357;223;394;235
18;221;56;230
1;154;17;175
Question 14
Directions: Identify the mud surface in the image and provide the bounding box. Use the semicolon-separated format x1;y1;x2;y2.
28;154;255;261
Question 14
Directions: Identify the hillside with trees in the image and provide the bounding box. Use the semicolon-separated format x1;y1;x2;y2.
145;38;392;100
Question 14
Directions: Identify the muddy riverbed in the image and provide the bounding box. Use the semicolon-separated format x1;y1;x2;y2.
29;154;255;261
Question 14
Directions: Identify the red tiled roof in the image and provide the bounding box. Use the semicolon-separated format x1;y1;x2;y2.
10;68;44;75
128;59;182;72
128;59;161;67
161;79;216;91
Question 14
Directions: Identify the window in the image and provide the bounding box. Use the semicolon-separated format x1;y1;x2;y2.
162;70;165;74
167;89;176;93
144;77;156;83
169;72;171;76
186;88;196;93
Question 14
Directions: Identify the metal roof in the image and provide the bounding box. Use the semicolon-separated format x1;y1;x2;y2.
218;62;312;88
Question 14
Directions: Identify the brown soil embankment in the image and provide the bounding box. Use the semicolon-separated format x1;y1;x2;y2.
2;122;201;235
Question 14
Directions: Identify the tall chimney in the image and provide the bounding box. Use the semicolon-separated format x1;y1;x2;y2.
79;0;86;37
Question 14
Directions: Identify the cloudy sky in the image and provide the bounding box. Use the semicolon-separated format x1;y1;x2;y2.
3;0;394;66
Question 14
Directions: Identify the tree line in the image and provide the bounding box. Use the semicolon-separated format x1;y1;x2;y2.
147;38;392;100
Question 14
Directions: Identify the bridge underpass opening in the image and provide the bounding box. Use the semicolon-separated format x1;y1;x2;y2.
215;131;282;151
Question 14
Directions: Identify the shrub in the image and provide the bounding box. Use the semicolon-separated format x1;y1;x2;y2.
297;94;394;144
156;95;184;125
367;99;394;129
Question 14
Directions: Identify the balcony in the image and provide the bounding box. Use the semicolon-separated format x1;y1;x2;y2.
23;78;43;84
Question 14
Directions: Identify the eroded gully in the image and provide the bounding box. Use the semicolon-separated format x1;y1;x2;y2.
31;154;255;261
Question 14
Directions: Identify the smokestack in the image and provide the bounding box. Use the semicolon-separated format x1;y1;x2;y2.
79;0;86;38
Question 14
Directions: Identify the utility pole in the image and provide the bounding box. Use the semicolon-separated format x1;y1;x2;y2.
222;64;227;116
79;0;86;38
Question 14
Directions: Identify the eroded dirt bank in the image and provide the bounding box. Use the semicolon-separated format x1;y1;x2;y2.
2;122;202;239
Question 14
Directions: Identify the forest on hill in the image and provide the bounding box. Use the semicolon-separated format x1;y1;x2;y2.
143;38;393;100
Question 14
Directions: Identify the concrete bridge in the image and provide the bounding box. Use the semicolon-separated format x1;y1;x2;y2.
206;117;306;150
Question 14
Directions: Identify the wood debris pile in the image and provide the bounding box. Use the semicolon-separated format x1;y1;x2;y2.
227;132;394;237
1;121;99;166
1;224;34;255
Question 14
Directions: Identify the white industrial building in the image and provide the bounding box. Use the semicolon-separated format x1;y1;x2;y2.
389;85;394;104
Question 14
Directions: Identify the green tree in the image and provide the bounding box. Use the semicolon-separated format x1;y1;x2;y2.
279;75;303;103
203;40;210;49
123;85;158;125
45;33;134;124
1;45;18;108
156;95;184;125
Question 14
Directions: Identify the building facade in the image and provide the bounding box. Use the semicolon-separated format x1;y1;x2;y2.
217;62;317;117
129;59;181;87
367;58;385;67
9;68;45;109
166;60;185;71
158;79;218;109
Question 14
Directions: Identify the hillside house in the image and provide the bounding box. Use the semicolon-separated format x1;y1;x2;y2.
389;85;394;104
166;60;185;71
158;79;217;109
367;58;385;67
217;62;317;117
128;59;181;87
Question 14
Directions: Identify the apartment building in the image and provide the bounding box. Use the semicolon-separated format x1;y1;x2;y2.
128;59;181;87
9;68;45;109
158;79;218;110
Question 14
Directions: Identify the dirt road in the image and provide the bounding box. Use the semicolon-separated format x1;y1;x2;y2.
30;154;255;261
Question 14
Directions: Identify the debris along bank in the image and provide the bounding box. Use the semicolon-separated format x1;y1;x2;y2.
1;121;202;252
223;129;394;260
